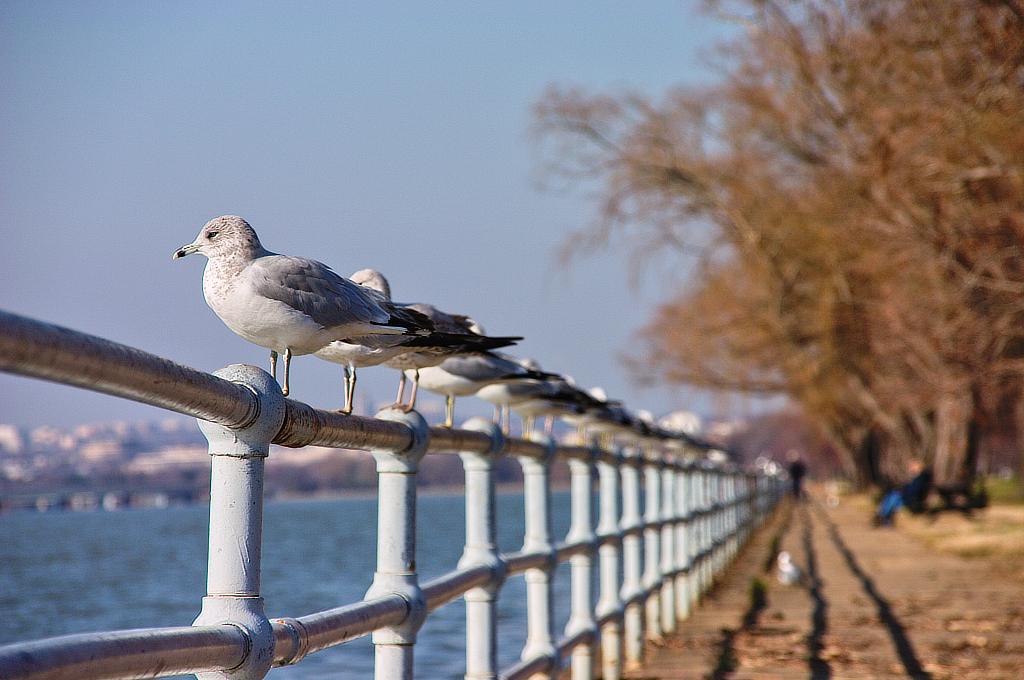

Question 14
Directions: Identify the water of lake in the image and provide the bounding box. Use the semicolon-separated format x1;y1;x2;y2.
0;491;577;679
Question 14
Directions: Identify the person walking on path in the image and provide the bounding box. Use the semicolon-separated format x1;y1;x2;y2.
787;450;807;499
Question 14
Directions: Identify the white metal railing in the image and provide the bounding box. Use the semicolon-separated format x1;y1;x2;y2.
0;309;784;680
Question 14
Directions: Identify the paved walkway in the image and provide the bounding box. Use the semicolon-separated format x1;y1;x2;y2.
624;497;1024;679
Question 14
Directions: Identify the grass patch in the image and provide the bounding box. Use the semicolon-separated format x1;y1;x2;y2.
840;485;1024;573
899;504;1024;570
985;476;1024;505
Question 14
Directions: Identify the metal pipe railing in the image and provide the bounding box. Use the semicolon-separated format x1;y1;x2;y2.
0;626;250;680
270;594;409;666
0;310;259;428
0;309;786;680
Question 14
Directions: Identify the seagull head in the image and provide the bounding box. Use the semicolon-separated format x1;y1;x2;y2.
349;268;392;299
515;357;543;371
173;215;263;261
467;318;487;335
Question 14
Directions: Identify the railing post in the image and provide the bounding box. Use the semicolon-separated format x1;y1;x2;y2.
642;448;663;643
725;470;735;568
692;466;707;604
708;466;720;583
724;471;735;565
565;447;596;680
595;445;623;680
711;467;723;581
518;435;557;678
619;447;644;669
703;466;715;595
732;472;742;560
458;418;506;680
192;365;284;680
659;452;677;635
745;473;754;535
364;408;430;680
674;458;692;622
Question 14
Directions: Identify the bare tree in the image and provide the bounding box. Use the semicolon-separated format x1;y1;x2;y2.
536;0;1024;485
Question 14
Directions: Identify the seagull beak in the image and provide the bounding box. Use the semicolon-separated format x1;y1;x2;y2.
172;242;200;260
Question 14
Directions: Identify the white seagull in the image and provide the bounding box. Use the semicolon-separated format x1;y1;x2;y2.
349;269;522;413
172;215;433;397
416;353;556;427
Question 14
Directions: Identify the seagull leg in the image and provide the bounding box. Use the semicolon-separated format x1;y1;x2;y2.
403;370;421;413
348;367;357;413
492;404;501;424
523;416;535;439
393;372;407;409
543;415;554;436
281;348;292;397
501;404;511;436
444;394;455;428
270;350;279;381
339;365;356;415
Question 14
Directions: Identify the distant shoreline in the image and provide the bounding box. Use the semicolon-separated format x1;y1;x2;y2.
0;481;570;515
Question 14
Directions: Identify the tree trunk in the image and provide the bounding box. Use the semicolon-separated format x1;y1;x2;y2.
817;420;860;481
855;428;882;488
932;383;972;486
959;415;981;485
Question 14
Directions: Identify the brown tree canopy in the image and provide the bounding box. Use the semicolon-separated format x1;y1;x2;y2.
535;0;1024;484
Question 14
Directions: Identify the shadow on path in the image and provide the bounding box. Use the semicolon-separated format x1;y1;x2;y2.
763;500;794;572
706;503;794;680
801;504;831;679
706;580;768;680
816;505;932;679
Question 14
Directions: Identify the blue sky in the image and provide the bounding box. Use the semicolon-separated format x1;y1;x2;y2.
0;1;743;428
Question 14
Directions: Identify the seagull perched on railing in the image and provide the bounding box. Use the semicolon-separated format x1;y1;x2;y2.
476;357;558;432
487;371;605;437
348;268;522;413
416;353;557;427
172;215;435;398
560;386;635;437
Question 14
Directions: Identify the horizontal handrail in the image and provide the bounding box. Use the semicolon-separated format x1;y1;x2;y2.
0;310;260;429
501;653;552;680
421;565;494;612
0;626;249;680
503;550;551;575
272;594;410;666
0;309;711;459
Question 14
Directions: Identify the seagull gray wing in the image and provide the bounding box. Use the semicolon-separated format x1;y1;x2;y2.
405;303;474;334
439;353;524;382
248;255;423;335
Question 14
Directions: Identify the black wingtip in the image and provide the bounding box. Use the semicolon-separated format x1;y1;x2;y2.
388;306;436;334
399;332;522;351
521;368;560;381
475;335;522;350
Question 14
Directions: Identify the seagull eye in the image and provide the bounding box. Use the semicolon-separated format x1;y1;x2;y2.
206;230;219;240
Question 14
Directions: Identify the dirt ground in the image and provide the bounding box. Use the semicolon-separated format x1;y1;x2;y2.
899;503;1024;571
623;493;1024;679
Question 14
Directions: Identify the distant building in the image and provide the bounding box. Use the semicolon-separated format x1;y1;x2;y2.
79;440;127;463
0;425;24;454
659;410;703;436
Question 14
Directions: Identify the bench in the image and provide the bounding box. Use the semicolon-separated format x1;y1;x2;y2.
928;482;989;516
